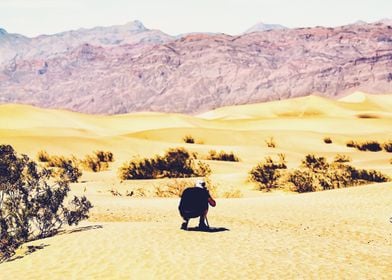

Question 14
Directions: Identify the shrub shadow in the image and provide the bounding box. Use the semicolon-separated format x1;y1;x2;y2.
6;225;103;263
57;224;103;236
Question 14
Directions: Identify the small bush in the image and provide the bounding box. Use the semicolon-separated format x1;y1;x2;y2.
46;155;82;183
301;154;328;172
183;135;195;144
207;150;240;162
333;154;351;163
288;170;316;193
94;151;114;162
249;154;287;191
81;155;109;172
356;141;382;152
346;140;356;148
287;154;390;193
0;145;92;262
265;137;276;148
346;140;382;152
323;137;333;144
118;147;210;180
154;179;193;197
382;141;392;152
37;150;50;162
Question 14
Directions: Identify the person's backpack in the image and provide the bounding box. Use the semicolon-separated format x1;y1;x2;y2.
179;187;209;216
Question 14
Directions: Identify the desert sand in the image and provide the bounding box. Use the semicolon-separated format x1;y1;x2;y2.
0;92;391;279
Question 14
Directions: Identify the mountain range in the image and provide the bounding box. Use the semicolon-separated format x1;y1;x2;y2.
1;20;392;114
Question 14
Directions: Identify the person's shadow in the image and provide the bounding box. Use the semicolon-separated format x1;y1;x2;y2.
186;226;229;233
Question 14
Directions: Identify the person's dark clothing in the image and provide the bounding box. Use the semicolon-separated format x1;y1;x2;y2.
179;187;210;219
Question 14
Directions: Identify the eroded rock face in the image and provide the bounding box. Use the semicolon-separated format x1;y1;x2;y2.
1;22;392;114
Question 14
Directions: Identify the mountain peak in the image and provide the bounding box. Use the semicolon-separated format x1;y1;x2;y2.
0;28;8;36
377;18;392;26
124;20;147;32
245;22;287;33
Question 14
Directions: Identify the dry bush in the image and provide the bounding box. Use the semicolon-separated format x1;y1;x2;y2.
118;147;210;180
81;155;109;172
346;140;356;148
94;151;114;162
207;150;240;162
249;154;287;191
183;135;195;144
288;170;317;193
155;179;193;197
382;141;392;152
333;154;351;163
323;137;332;144
265;137;276;148
346;140;382;152
287;154;390;193
356;141;382;152
0;145;92;262
45;155;82;183
37;150;50;162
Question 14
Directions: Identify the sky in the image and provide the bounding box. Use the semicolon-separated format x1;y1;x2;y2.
0;0;391;37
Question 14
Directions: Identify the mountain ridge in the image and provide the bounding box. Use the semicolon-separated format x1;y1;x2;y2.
1;20;392;114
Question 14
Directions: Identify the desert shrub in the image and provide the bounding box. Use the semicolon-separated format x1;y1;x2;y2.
183;135;195;144
249;154;287;191
81;155;109;172
323;137;333;144
118;147;210;180
301;154;329;172
333;154;351;163
288;170;316;193
0;145;92;262
346;140;356;148
118;157;160;180
46;155;82;183
349;168;389;183
207;150;240;162
356;141;382;152
346;140;382;152
154;179;193;198
287;154;389;193
265;137;276;148
37;150;50;162
94;151;114;162
382;141;392;152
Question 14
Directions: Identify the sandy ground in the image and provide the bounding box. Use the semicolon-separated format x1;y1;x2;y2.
2;183;391;279
0;92;392;279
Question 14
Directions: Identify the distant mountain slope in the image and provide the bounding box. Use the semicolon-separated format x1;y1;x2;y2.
0;21;173;65
244;22;287;33
1;21;392;114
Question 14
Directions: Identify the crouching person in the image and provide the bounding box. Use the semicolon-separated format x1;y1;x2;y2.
178;179;216;230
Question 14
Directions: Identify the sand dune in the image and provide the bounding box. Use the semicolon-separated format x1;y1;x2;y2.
1;93;392;278
2;183;391;279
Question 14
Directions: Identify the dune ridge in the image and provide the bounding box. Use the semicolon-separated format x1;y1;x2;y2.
0;93;391;278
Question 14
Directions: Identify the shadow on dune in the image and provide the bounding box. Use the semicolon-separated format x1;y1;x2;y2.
6;225;103;263
7;244;50;263
186;227;229;233
60;224;104;235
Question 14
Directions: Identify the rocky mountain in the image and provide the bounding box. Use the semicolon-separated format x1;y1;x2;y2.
0;21;173;66
244;22;287;33
1;21;392;114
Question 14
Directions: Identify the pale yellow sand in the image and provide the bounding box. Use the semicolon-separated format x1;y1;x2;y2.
0;92;392;279
1;183;391;279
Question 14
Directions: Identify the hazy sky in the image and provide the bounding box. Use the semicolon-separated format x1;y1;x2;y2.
1;0;391;36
